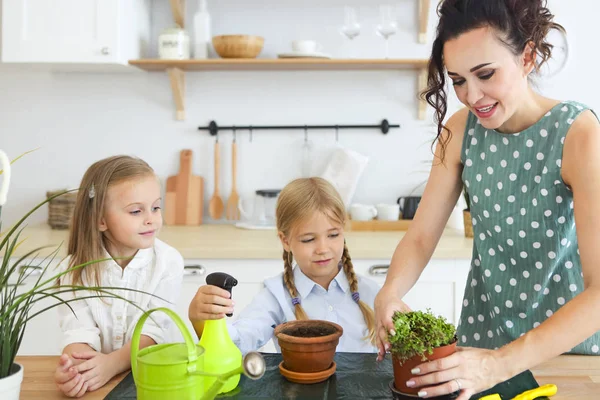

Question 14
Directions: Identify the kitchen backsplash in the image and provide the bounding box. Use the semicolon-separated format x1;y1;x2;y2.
0;0;597;226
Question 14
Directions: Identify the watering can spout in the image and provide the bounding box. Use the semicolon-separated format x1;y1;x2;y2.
198;352;266;400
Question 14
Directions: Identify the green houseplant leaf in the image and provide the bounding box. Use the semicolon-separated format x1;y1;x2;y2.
387;309;456;364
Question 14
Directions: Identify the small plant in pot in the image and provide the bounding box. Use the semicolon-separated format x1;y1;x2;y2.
388;309;457;396
274;320;343;384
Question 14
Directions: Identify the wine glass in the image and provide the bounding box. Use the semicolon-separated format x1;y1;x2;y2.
376;5;398;59
340;6;361;58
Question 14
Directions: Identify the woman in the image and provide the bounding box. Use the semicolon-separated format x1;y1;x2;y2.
374;0;600;398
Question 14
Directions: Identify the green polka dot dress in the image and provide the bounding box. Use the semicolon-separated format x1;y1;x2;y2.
457;101;600;354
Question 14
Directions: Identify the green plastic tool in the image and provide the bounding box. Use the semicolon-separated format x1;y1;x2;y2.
130;306;263;400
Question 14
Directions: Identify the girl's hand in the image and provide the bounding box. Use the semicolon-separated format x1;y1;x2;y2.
407;347;506;399
374;285;411;361
54;354;88;398
188;284;235;321
73;351;119;392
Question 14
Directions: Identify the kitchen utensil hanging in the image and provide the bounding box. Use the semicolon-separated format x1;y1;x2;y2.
208;135;224;220
226;129;241;220
197;119;399;136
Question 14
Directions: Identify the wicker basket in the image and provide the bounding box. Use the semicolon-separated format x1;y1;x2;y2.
47;190;78;230
463;209;474;238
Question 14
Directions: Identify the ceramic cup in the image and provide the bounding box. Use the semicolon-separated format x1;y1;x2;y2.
292;40;322;54
376;204;400;221
350;204;377;221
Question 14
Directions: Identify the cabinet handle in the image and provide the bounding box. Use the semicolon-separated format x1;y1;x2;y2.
101;47;110;55
184;264;205;276
369;264;390;276
19;265;43;277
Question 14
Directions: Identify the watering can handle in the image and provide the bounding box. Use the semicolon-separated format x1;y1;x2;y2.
131;307;199;381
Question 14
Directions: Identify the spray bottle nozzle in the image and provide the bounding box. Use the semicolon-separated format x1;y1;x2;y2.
206;272;238;317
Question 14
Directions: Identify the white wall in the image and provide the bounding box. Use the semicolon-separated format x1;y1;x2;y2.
1;0;597;226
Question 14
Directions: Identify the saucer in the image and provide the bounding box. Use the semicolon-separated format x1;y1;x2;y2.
279;361;336;384
277;51;332;59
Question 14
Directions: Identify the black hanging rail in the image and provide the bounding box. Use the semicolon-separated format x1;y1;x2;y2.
198;119;400;136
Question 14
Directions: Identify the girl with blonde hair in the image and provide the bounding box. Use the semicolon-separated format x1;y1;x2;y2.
54;155;184;397
189;177;379;353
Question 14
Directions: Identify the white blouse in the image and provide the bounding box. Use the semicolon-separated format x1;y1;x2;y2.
57;239;184;353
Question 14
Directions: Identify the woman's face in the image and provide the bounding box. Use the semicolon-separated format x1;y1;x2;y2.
444;26;535;131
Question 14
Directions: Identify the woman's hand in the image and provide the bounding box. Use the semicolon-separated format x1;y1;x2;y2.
374;284;411;361
406;346;507;399
73;351;119;392
188;284;235;321
54;354;88;398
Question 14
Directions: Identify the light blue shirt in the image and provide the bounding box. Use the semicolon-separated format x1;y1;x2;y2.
227;265;380;354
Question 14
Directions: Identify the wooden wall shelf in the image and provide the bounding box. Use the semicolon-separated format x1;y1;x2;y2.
129;58;430;121
129;58;428;71
142;0;432;121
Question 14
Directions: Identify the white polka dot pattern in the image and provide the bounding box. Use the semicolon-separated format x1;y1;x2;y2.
457;101;598;355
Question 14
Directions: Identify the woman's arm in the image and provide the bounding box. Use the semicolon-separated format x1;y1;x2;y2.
383;108;468;296
375;109;468;352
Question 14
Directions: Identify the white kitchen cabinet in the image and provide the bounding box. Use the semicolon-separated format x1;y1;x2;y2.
1;0;150;66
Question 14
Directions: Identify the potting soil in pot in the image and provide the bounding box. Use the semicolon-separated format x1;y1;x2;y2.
282;325;337;337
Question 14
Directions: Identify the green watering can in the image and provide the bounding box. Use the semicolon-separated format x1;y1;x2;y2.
131;307;265;400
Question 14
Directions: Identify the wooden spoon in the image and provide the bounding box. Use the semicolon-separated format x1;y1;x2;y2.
208;139;224;220
226;137;240;220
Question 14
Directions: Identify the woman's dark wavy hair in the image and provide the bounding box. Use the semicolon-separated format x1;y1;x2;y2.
422;0;565;162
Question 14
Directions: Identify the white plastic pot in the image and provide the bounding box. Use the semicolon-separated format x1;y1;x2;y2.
0;363;24;400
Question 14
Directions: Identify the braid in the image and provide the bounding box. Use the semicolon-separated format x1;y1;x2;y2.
282;250;308;320
342;242;376;344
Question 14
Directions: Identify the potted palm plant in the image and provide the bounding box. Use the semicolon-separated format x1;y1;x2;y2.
388;309;457;396
0;150;154;399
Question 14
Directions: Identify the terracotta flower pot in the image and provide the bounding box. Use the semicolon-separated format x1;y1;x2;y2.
392;340;457;395
274;320;343;373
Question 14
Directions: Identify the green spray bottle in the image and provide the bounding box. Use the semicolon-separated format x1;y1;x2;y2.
199;272;243;394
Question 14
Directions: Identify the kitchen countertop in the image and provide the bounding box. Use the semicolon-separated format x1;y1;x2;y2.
14;354;600;399
8;224;474;260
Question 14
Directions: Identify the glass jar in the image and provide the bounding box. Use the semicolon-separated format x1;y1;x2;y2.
158;26;190;60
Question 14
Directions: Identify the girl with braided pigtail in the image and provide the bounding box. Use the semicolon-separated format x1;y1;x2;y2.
190;177;380;353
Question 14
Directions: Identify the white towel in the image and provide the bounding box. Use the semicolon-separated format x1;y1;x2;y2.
319;147;369;209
